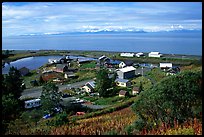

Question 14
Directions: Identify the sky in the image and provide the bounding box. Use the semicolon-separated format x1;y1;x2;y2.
2;2;202;36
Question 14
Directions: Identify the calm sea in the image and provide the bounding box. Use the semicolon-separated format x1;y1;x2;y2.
2;31;202;56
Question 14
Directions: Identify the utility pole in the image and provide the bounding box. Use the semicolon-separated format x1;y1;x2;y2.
142;67;143;76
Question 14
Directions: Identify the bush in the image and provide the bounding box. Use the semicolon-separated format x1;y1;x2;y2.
48;112;68;127
131;70;202;131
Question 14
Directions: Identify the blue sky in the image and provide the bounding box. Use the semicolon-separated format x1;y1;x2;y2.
2;2;202;36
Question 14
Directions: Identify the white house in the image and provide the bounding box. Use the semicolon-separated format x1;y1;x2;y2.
159;63;173;69
82;81;96;93
115;78;131;87
119;61;126;68
148;52;162;58
120;52;135;57
135;52;144;57
117;66;136;79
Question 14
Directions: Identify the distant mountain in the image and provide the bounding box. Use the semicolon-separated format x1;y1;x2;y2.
19;29;201;36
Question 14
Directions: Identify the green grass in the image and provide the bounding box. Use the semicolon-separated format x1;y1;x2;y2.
80;61;96;69
94;96;128;105
146;68;167;83
131;76;153;91
22;70;40;89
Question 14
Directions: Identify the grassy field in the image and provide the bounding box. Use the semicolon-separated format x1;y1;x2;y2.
131;76;153;91
50;107;136;135
146;68;167;83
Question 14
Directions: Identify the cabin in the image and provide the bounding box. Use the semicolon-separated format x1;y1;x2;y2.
117;66;136;79
119;90;129;97
105;60;121;68
24;98;41;109
82;81;96;93
132;87;140;95
120;53;135;57
115;78;131;87
55;64;68;73
148;52;162;58
19;67;30;76
159;63;173;70
64;72;77;79
98;55;110;66
119;60;134;68
135;52;144;57
77;58;93;66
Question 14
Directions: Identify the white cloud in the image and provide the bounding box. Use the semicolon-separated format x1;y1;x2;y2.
2;2;202;36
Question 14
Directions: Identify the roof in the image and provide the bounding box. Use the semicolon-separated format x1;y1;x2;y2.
78;58;92;63
132;87;139;91
25;98;40;103
124;60;134;66
98;55;110;61
119;90;128;95
98;55;106;60
19;67;29;72
115;78;129;83
149;52;160;54
136;52;144;55
19;67;29;75
106;60;121;65
86;81;95;89
160;63;172;68
56;64;68;69
119;66;136;73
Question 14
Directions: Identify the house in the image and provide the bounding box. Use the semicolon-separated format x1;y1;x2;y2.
119;90;129;97
64;72;77;79
148;52;162;58
48;58;60;64
19;67;30;76
77;58;93;66
55;64;68;73
115;78;131;87
119;60;134;68
132;87;140;95
120;53;135;57
105;60;121;68
159;63;173;69
136;52;144;57
117;66;136;79
98;55;110;66
82;81;96;93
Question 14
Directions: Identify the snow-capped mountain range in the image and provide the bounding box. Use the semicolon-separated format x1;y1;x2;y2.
20;27;201;36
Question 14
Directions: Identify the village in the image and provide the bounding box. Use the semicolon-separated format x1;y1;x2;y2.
20;51;181;118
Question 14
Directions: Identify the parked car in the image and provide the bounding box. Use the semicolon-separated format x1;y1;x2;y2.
43;114;51;119
62;93;71;98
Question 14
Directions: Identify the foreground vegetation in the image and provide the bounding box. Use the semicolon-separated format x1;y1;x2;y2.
2;50;202;135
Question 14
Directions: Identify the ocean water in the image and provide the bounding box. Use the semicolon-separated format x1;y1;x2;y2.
2;31;202;56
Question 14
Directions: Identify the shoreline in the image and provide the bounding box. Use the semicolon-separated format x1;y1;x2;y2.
2;50;202;66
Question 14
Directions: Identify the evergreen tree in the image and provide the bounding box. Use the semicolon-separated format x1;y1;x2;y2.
41;82;62;114
95;68;112;97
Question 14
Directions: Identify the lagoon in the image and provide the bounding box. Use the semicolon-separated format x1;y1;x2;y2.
2;55;95;74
